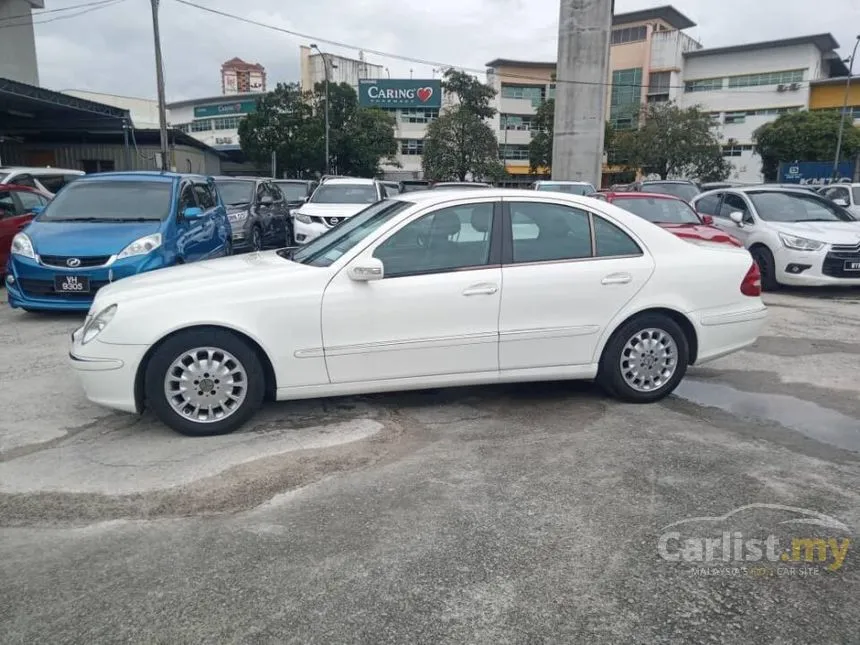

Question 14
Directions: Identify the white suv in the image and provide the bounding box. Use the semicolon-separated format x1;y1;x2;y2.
0;167;84;196
692;186;860;289
292;177;386;244
821;183;860;218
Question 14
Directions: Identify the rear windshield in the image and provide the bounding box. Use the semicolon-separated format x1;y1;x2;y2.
613;197;701;224
641;183;700;202
536;183;595;195
276;182;310;202
311;184;378;204
38;180;173;222
215;179;255;206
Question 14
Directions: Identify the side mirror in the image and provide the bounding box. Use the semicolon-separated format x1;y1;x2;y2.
347;257;384;282
182;206;204;219
700;214;714;225
729;211;745;226
833;198;848;207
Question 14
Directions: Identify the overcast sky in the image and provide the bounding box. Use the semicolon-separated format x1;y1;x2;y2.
31;0;860;101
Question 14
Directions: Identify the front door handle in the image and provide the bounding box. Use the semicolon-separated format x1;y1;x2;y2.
463;284;498;296
601;273;632;285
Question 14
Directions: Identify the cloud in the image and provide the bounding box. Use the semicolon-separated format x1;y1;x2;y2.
30;0;860;101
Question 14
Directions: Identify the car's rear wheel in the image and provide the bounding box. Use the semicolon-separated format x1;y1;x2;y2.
751;246;779;291
251;226;263;252
597;313;689;403
224;237;233;256
145;328;265;436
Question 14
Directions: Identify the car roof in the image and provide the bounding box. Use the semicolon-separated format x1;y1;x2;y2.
535;180;593;185
641;179;696;184
392;187;599;203
75;171;201;183
601;191;685;201
212;175;259;181
0;166;83;174
273;178;312;183
319;177;377;185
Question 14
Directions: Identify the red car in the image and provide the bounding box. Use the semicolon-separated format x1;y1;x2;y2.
0;184;51;275
592;191;742;247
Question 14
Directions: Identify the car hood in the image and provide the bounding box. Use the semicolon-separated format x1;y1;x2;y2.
294;203;369;218
25;220;162;256
767;221;860;244
92;250;316;307
657;222;743;247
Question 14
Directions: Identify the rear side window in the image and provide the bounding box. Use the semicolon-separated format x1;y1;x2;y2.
193;183;216;209
509;202;592;263
178;184;197;213
593;216;642;257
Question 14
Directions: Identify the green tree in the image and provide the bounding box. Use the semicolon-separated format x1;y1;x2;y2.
612;102;729;181
753;110;860;181
239;81;398;178
423;109;504;181
528;97;616;175
422;69;503;181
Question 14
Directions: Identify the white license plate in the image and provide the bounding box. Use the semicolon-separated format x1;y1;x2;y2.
845;261;860;271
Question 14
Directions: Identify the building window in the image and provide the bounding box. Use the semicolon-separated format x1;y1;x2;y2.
400;139;425;155
191;119;213;132
724;112;746;124
742;106;803;117
648;71;671;95
610;68;642;130
684;77;724;93
721;144;754;157
727;69;804;88
499;145;530;160
501;84;546;104
174;123;191;133
709;112;722;122
501;114;538;131
399;108;438;124
547;83;555;100
611;25;648;45
213;116;242;130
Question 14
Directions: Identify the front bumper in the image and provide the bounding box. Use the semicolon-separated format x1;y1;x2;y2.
69;326;149;414
774;246;860;286
293;218;329;244
6;253;169;311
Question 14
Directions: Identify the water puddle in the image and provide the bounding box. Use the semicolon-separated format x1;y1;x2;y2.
672;379;860;453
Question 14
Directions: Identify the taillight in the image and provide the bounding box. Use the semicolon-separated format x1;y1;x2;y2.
741;261;761;297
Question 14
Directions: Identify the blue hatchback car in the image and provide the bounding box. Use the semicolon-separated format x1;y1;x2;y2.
5;171;231;312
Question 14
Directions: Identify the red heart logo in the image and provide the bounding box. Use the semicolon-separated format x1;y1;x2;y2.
416;87;433;103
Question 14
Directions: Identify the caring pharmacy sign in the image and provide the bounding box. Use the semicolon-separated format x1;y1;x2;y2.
358;79;441;109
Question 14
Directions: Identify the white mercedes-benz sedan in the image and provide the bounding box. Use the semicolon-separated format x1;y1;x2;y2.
69;189;767;436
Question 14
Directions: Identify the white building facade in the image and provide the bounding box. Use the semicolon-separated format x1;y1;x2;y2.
678;35;848;183
299;46;384;93
167;93;266;152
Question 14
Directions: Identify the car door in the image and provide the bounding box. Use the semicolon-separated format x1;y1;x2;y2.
715;192;756;245
175;181;207;262
192;181;220;258
321;198;503;383
498;198;654;370
267;183;289;244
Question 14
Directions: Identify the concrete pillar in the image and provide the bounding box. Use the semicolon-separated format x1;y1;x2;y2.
0;0;42;86
551;0;613;186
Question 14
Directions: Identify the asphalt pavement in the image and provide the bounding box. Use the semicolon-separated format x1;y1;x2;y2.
1;287;859;644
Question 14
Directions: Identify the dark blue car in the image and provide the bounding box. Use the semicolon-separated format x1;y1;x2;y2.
5;171;231;312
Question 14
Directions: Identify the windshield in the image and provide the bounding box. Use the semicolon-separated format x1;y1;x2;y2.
215;180;254;206
613;197;701;224
37;180;172;222
641;183;700;202
287;200;413;267
276;182;309;202
537;183;594;195
311;184;378;204
748;191;856;223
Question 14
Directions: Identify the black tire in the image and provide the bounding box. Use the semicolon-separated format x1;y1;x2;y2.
597;313;689;403
751;246;779;291
223;237;233;257
284;219;294;247
145;328;266;436
251;226;263;252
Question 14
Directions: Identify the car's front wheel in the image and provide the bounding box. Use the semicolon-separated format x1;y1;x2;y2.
251;226;263;252
597;313;689;403
145;328;266;436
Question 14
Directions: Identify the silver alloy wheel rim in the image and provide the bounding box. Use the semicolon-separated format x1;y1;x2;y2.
164;346;248;424
619;328;678;393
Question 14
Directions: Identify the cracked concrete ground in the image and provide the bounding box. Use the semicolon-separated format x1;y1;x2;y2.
1;287;859;644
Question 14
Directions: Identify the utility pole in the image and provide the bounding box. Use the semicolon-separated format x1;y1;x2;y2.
310;44;330;175
551;0;612;187
150;0;170;172
833;35;860;181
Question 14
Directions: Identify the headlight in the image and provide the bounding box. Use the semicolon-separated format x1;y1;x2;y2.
81;304;117;345
116;233;162;259
778;233;824;252
228;211;249;223
294;212;312;224
10;233;35;259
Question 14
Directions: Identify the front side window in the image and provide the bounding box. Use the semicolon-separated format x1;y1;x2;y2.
193;183;216;209
38;180;174;222
612;197;701;224
16;190;47;212
0;190;15;218
748;191;855;223
215;180;254;206
310;184;379;204
289;200;413;268
373;203;495;278
509;202;592;263
719;193;750;220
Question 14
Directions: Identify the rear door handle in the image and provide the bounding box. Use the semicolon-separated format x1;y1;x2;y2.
601;273;632;285
463;283;498;296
